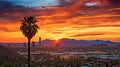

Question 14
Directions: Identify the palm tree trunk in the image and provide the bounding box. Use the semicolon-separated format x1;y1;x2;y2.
28;38;31;67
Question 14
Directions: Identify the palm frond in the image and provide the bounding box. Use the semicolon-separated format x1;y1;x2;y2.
20;16;39;39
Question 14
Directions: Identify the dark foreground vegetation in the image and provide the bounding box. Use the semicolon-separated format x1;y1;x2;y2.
0;56;120;67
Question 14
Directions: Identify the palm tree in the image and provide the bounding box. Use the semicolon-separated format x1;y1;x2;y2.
20;16;39;67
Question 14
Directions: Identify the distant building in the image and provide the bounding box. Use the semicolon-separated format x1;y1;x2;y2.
99;44;107;47
32;41;35;47
23;43;26;47
8;44;11;47
39;37;41;45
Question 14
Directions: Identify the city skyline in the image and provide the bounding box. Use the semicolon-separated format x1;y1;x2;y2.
0;0;120;42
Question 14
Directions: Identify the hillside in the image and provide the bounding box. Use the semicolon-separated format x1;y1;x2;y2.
0;45;26;65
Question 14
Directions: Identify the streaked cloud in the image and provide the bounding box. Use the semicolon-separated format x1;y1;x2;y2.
70;32;106;37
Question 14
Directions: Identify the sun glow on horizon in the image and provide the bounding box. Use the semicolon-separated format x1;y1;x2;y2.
55;38;60;41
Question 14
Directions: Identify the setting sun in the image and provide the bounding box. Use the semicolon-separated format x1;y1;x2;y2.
55;38;59;41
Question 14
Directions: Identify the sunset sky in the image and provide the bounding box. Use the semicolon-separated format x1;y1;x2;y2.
0;0;120;42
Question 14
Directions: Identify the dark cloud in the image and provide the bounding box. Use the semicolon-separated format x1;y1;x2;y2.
108;0;120;7
0;0;51;22
0;0;118;23
0;1;28;13
0;27;17;32
0;0;13;8
57;0;75;6
0;1;55;23
0;0;120;26
0;1;32;22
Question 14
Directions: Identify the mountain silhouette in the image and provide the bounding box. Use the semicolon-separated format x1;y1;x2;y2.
41;38;120;47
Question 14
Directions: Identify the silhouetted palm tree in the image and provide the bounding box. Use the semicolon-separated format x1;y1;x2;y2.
20;16;39;67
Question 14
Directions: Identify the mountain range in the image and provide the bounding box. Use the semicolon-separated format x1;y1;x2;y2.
41;38;120;47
